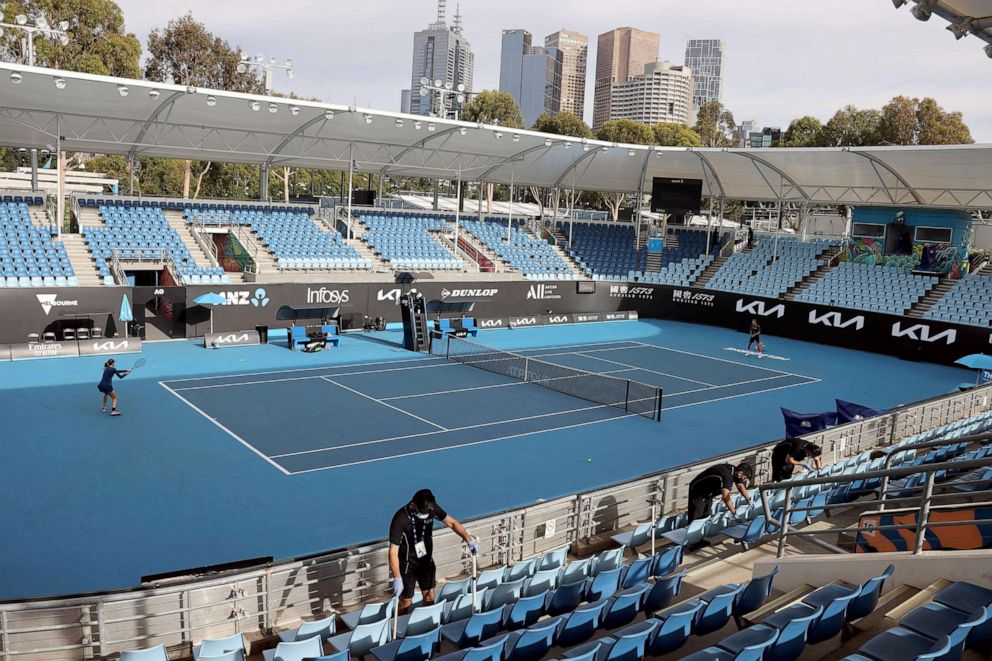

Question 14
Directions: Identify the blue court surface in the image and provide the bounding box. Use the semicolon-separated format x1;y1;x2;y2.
0;319;972;599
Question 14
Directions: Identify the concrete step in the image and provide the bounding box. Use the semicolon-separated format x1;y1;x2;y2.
163;210;216;268
784;247;842;301
60;234;103;286
907;278;955;318
547;241;587;279
691;255;727;287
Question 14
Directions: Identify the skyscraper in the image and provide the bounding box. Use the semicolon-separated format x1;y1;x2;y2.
592;27;660;130
403;0;474;118
684;39;724;114
609;61;694;126
499;30;562;128
545;30;588;121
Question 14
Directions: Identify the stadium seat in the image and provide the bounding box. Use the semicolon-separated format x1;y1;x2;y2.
649;600;704;655
554;599;609;648
694;584;745;635
327;618;390;657
584;568;622;602
262;637;324;661
492;615;564;661
600;583;651;629
193;633;248;660
642;570;686;615
441;607;505;649
120;646;168;661
546;580;586;617
341;599;393;630
649;546;684;578
369;626;440;661
433;635;508;661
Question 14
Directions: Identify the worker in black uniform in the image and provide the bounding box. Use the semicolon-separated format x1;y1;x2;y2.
686;462;753;524
771;438;823;482
388;489;477;615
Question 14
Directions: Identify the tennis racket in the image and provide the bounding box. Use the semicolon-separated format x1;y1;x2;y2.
124;358;146;375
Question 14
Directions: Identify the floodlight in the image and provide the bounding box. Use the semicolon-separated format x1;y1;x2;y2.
287;69;294;79
0;12;4;21
269;56;277;65
207;96;217;107
363;113;373;124
459;127;467;135
53;77;66;89
564;142;571;149
601;146;609;152
494;131;503;139
117;85;128;97
544;138;552;147
444;81;452;90
948;16;972;39
912;0;938;21
456;94;465;103
414;120;422;130
457;83;465;92
237;63;247;74
419;87;428;97
10;72;22;84
268;103;277;113
285;58;293;67
434;79;443;87
240;52;250;61
149;89;160;99
325;110;334;120
36;16;48;30
290;105;300;116
255;54;263;63
427;123;436;131
58;34;68;46
250;100;260;111
16;14;27;25
420;77;429;86
395;118;404;127
892;0;908;7
512;134;520;142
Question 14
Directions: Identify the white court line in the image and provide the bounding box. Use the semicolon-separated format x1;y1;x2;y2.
319;376;449;431
629;341;802;378
158;381;292;475
664;373;806;398
284;412;639;474
379;367;637;401
662;378;822;412
270;403;613;459
162;354;443;384
723;347;790;361
573;352;716;387
172;361;458;391
512;340;641;355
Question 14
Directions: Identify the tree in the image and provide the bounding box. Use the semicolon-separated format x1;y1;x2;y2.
819;105;882;147
915;97;973;145
460;91;524;211
144;13;264;198
531;111;593;138
781;116;823;148
878;96;918;145
594;120;654;220
693;100;736;148
0;0;141;76
652;123;702;147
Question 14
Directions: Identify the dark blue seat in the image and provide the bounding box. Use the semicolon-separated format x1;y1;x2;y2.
618;557;652;590
555;599;608;648
496;615;564;661
546;580;585;617
720;516;768;551
707;623;780;661
585;568;622;602
369;627;439;661
801;583;862;643
600;583;650;629
501;590;547;630
432;635;508;661
694;583;745;635
933;582;992;615
649;600;703;656
901;602;988;646
757;603;823;661
642;570;685;614
649;545;683;577
846;565;894;622
732;566;779;628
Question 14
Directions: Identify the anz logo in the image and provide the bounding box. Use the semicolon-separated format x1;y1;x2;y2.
891;322;957;345
736;299;785;318
808;310;865;331
214;289;269;306
91;340;131;351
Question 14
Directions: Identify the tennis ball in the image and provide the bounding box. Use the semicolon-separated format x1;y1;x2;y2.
587;458;592;462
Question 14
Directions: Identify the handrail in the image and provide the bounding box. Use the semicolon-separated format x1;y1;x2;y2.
186;215;219;267
760;453;992;557
878;432;992;509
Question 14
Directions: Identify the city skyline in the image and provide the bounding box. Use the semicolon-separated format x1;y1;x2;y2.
592;27;660;129
114;0;992;140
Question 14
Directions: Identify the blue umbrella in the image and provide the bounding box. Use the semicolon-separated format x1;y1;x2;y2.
955;354;992;386
119;294;133;337
192;292;227;333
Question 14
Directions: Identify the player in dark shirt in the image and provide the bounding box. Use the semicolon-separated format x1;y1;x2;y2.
747;319;763;358
771;438;823;481
686;462;752;524
388;489;477;614
97;358;129;416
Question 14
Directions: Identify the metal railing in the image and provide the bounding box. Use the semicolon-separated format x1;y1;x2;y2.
186;215;219;268
760;433;992;558
1;385;989;659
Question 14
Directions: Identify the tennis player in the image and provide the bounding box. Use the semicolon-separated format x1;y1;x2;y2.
747;318;764;358
389;489;477;615
97;358;129;416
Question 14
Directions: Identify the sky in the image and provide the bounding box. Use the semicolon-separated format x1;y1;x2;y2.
114;0;992;141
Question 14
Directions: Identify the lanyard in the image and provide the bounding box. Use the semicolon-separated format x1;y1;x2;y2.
407;509;428;545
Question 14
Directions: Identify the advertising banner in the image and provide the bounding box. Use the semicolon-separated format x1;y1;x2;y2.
9;340;80;360
0;287;127;345
77;337;143;357
203;331;262;349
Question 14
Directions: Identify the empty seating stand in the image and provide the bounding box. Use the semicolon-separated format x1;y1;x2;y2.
188;206;371;271
707;236;835;299
796;262;938;315
638;255;713;286
81;203;224;284
0;198;77;287
924;274;992;328
462;218;573;279
359;212;463;271
562;221;644;280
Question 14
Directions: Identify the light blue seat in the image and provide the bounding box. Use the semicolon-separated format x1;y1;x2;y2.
443;592;484;624
196;651;244;661
524;568;559;596
120;646;168;661
262;637;323;661
720;516;768;551
618;557;652;590
278;614;336;643
476;569;504;591
396;602;444;638
643;570;685;615
649;545;683;578
555;599;609;648
505;559;537;583
486;578;524;610
194;633;248;660
502;590;548;630
559;559;592;586
432;634;508;661
610;522;653;549
593;548;624;575
662;519;707;547
437;577;472;603
601;583;651;629
584;567;622;602
368;626;439;661
706;624;780;661
441;606;505;648
341;600;393;630
327;618;390;658
539;547;568;571
649;600;704;656
570;618;658;661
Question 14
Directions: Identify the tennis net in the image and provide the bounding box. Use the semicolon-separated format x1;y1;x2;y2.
442;335;662;421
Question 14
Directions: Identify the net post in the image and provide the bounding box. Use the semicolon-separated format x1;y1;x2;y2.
523;357;528;382
625;381;630;413
655;388;663;422
445;334;450;359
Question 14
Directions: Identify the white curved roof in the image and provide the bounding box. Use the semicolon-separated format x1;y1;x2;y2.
1;63;991;208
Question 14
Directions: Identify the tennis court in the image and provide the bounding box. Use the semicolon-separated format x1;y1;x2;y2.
160;337;818;474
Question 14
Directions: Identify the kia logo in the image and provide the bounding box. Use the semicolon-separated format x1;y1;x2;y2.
891;322;956;344
736;300;785;318
378;288;402;302
479;319;503;328
92;340;130;351
808;310;865;330
215;333;249;344
548;315;569;324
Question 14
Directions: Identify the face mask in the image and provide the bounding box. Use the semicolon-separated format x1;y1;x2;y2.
415;512;431;520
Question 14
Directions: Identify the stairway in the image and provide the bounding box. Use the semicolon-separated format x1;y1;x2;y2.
60;234;103;286
163;210;216;268
546;239;588;279
75;206;104;229
644;253;663;273
691;255;727;287
236;230;280;274
907;277;955;318
784;247;843;300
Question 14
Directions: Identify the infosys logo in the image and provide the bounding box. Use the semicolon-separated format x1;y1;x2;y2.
441;288;498;299
307;287;350;304
36;293;79;315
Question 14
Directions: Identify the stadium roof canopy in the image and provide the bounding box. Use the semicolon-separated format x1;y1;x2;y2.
1;63;991;209
899;0;992;48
